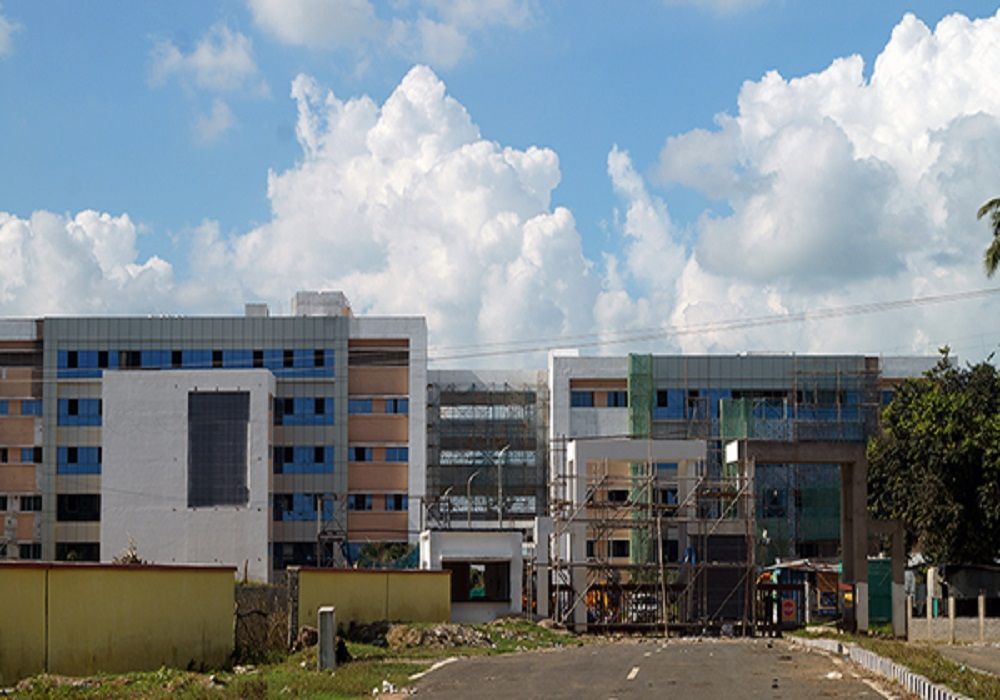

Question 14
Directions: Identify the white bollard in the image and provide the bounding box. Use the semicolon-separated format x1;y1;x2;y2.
318;606;337;670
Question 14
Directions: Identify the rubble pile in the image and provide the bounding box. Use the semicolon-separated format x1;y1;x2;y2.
386;623;494;650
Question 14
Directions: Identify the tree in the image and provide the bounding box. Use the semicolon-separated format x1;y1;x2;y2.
977;197;1000;277
868;350;1000;565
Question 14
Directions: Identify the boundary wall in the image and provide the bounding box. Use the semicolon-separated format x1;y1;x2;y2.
289;568;450;636
0;562;234;684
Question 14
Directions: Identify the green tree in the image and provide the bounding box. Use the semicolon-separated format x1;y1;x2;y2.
977;197;1000;277
868;350;1000;565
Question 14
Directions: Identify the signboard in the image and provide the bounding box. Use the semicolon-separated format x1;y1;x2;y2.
781;597;796;621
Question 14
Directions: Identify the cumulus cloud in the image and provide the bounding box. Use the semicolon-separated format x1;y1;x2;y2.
7;10;1000;363
248;0;532;68
0;211;175;315
150;24;267;95
651;10;1000;353
0;5;20;59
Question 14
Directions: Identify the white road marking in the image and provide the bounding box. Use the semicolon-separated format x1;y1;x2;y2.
408;656;458;681
626;666;640;681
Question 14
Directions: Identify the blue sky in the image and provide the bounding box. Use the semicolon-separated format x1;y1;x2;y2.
1;1;999;364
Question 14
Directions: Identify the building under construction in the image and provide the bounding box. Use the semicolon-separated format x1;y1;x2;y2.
424;370;548;529
543;353;932;632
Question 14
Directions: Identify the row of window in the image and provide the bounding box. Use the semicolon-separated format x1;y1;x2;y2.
58;398;102;426
0;447;43;464
5;541;101;561
57;446;102;475
0;399;42;416
349;446;408;462
58;348;335;378
347;493;408;511
570;390;628;408
0;494;42;511
273;397;334;426
348;398;409;415
585;539;681;561
273;446;334;474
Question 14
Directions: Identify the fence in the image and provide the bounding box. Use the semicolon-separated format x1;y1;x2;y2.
0;562;235;685
908;594;1000;643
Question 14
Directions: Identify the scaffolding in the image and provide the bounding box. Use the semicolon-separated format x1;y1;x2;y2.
547;438;756;633
424;373;548;528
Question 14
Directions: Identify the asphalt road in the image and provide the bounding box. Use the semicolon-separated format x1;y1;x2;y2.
937;644;1000;676
415;638;887;699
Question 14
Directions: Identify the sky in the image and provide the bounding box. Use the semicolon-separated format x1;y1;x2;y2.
1;0;999;366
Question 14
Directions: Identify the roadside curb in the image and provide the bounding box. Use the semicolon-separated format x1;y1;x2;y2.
787;636;971;700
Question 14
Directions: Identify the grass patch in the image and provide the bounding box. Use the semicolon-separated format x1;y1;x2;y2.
791;629;1000;700
11;620;580;699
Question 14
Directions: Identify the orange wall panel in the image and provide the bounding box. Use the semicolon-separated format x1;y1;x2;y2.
348;367;409;395
348;415;408;442
0;466;38;492
347;512;408;541
0;420;35;444
348;464;408;491
15;514;36;540
0;369;37;397
569;378;627;390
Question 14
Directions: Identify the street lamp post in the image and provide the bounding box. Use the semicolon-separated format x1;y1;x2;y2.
466;469;481;529
497;445;510;527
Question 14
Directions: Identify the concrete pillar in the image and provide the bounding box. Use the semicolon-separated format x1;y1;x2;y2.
906;595;913;641
856;581;869;634
804;580;812;625
570;521;588;632
948;596;956;645
318;606;337;670
980;592;986;644
891;583;906;639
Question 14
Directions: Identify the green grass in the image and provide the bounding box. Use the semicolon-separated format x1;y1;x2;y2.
11;620;580;699
791;629;1000;700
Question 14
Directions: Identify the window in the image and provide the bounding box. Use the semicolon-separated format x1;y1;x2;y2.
607;489;629;503
19;543;41;560
68;398;78;416
656;390;669;407
314;349;325;368
0;447;6;463
386;398;409;414
0;400;7;415
20;495;42;511
57;494;101;522
351;447;372;462
212;350;223;368
314;446;325;463
67;350;78;368
761;488;787;519
347;494;373;511
187;392;250;508
662;539;679;562
0;495;7;511
56;542;100;561
443;561;510;602
570;391;594;407
121;350;141;369
385;447;408;462
314;398;326;415
385;494;408;511
611;540;630;558
586;540;595;558
283;349;294;368
97;350;109;368
349;399;373;414
21;447;42;463
252;349;264;368
607;390;628;407
21;399;42;416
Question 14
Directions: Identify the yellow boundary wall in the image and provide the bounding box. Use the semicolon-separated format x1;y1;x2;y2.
0;563;235;684
296;568;451;630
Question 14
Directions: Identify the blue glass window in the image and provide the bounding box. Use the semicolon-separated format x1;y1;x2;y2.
653;389;686;419
347;494;373;511
607;391;628;408
385;447;408;462
571;391;594;408
385;494;408;511
349;399;373;414
0;400;6;415
350;447;373;462
223;350;253;368
273;445;334;474
58;398;102;426
273;493;334;521
20;399;42;416
386;398;409;414
276;397;334;426
57;446;101;475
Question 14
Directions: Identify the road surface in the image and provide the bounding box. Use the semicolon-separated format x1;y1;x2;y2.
415;638;890;699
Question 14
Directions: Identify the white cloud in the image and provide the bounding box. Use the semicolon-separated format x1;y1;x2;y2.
247;0;377;50
0;5;20;59
0;211;175;315
7;10;1000;363
194;99;236;144
248;0;533;68
150;24;266;95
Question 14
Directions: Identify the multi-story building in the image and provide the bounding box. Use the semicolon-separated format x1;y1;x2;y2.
0;292;425;581
425;369;548;528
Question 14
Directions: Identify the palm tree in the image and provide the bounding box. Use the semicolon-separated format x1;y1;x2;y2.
977;197;1000;277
